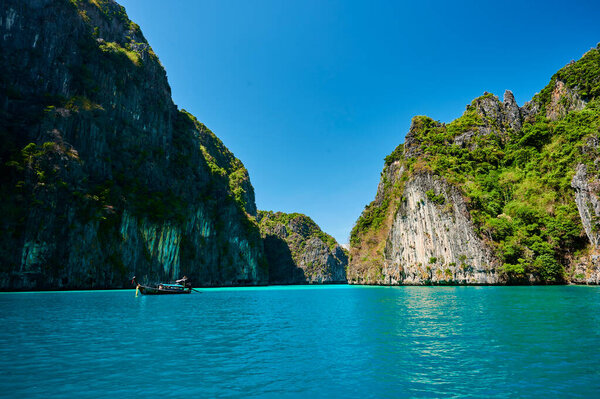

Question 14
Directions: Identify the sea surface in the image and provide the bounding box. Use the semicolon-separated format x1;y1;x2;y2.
0;285;599;398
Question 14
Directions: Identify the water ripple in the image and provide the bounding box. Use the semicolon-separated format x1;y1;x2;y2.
1;286;599;398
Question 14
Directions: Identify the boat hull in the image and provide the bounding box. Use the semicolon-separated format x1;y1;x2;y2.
138;285;192;295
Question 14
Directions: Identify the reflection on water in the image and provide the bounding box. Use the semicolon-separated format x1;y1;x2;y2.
1;286;599;398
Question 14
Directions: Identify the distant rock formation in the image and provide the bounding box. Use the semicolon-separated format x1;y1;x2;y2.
258;211;347;284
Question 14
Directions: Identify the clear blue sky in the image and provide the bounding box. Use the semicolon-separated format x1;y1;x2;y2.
119;0;600;244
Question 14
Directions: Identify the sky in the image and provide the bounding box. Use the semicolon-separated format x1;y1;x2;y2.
118;0;600;244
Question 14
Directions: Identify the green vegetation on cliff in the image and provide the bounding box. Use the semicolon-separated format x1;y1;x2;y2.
537;45;600;105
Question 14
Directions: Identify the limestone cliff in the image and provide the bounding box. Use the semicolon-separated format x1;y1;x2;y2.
0;0;266;289
348;155;502;285
381;173;499;285
571;163;600;284
258;211;347;284
572;164;600;247
350;45;600;285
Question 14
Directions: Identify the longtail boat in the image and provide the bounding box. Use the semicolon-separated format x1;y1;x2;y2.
131;276;193;295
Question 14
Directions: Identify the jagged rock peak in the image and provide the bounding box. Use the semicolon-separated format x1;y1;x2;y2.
503;89;516;104
503;90;522;131
471;92;503;122
468;91;523;133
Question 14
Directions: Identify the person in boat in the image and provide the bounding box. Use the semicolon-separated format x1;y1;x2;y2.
176;276;191;289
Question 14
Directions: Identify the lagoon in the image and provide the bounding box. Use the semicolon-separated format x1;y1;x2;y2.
1;285;599;398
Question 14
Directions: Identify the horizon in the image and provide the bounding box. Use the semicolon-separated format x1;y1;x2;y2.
118;0;600;244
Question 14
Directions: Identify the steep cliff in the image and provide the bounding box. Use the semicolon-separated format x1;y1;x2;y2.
0;0;267;289
349;45;600;285
570;162;600;284
258;211;347;284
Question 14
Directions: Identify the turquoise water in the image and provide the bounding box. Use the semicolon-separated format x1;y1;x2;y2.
1;285;599;398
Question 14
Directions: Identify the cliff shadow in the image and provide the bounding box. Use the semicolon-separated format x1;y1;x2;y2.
263;234;306;284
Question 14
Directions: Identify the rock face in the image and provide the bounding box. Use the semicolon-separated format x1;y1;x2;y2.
382;173;499;285
471;91;524;137
571;164;600;284
502;90;523;132
0;0;267;289
349;45;600;285
257;211;347;284
348;164;501;285
545;80;587;121
572;164;600;247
